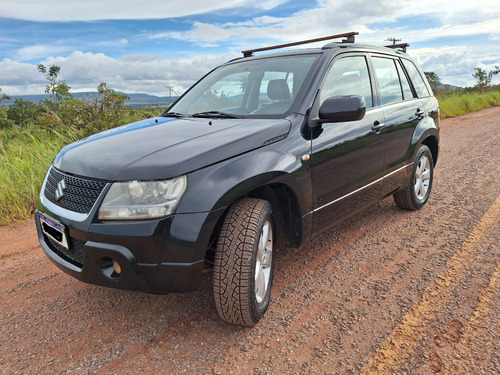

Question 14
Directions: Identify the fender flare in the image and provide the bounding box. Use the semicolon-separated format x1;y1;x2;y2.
176;149;310;215
410;115;439;164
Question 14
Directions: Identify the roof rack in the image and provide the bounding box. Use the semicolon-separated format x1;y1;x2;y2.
242;32;359;57
385;43;410;53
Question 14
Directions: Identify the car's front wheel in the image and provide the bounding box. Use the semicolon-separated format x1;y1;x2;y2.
213;198;274;326
394;145;434;210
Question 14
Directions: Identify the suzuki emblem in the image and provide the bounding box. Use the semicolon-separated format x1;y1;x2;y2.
55;179;67;201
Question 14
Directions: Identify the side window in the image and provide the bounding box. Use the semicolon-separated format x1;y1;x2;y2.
402;59;431;98
321;56;373;108
372;57;404;105
396;60;414;100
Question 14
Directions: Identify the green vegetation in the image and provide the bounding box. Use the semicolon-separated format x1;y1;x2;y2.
0;65;499;226
0;128;76;225
0;106;161;225
471;66;500;93
425;67;500;118
438;91;500;118
0;64;164;224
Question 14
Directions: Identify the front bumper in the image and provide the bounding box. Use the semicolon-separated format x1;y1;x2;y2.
35;209;220;293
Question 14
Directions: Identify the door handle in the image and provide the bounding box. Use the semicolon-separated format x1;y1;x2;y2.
415;109;425;118
371;121;385;133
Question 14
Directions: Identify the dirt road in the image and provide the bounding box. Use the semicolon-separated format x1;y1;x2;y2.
1;107;499;374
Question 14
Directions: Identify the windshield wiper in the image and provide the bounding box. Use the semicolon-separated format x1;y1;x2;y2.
162;112;185;118
191;111;239;119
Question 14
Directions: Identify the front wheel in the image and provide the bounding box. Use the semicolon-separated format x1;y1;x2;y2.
213;198;274;326
394;145;434;210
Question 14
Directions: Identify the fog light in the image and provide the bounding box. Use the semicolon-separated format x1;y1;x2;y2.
112;259;122;275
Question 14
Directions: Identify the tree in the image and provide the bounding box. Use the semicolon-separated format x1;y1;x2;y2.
0;88;11;104
37;64;72;109
472;66;500;93
92;83;129;131
63;83;130;133
6;99;41;127
424;71;442;92
0;88;14;129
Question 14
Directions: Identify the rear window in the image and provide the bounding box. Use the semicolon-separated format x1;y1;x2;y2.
372;57;403;105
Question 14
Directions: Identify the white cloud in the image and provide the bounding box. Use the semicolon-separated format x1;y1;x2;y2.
154;0;500;46
141;0;498;55
0;59;43;95
0;0;284;21
0;51;238;96
1;0;499;94
252;0;288;11
15;44;74;61
412;44;500;87
142;0;499;87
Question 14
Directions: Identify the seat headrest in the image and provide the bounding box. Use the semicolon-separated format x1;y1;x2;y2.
267;79;290;101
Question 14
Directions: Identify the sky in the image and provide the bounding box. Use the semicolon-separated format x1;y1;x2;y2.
0;0;499;97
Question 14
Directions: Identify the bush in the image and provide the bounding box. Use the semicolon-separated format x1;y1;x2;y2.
0;107;14;130
6;99;42;127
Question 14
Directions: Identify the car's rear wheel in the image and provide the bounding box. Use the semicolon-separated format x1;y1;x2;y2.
213;198;274;326
394;145;434;210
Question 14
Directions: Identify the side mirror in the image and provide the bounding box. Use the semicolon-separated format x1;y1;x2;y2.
318;95;366;123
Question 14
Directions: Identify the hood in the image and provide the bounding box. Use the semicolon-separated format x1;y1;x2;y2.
53;116;291;181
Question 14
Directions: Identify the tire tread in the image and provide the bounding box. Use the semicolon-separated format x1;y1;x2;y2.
213;198;272;326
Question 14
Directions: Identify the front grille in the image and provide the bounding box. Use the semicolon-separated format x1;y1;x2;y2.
45;235;86;268
44;167;107;214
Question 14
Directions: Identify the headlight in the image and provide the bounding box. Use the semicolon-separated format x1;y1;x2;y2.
98;175;187;220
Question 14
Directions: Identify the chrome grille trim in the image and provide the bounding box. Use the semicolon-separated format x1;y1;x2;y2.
43;167;107;214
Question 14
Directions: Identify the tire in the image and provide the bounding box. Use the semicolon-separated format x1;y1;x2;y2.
394;145;434;211
213;198;274;326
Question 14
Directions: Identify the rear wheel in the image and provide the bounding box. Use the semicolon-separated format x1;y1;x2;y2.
394;145;434;210
213;198;274;326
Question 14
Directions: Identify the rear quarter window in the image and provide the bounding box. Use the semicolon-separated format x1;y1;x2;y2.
402;59;431;98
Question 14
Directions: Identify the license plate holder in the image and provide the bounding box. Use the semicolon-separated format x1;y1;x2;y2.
39;213;69;249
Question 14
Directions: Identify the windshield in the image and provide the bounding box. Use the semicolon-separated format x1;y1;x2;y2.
167;54;318;117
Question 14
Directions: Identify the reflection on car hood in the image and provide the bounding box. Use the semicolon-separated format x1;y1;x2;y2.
53;116;291;180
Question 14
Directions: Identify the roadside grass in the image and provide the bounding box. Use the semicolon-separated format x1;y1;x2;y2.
0;128;79;225
438;91;500;118
0;107;162;225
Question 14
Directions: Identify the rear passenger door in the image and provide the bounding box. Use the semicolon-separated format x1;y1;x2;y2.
370;55;430;192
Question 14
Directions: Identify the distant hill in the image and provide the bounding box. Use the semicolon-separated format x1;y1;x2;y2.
439;84;459;90
2;92;179;108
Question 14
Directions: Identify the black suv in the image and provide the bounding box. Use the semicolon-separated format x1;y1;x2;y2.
35;32;439;326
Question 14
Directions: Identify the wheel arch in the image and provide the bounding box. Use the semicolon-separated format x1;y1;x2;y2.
245;183;303;248
411;114;439;166
421;134;439;166
207;181;304;259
